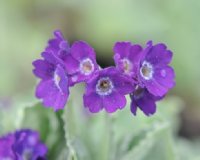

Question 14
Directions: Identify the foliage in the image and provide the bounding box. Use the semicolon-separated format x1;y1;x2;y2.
1;85;199;160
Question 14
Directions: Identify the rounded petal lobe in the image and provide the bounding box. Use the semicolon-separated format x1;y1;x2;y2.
36;80;68;111
64;54;79;74
46;30;70;55
113;41;132;58
32;59;53;80
145;79;168;97
145;43;173;66
41;51;64;65
83;93;103;113
103;91;126;113
154;66;175;89
71;41;96;61
112;74;135;95
137;92;156;116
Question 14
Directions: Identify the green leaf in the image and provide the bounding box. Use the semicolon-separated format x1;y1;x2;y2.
62;84;112;160
120;122;176;160
61;85;183;160
111;96;182;160
62;85;91;160
176;138;200;160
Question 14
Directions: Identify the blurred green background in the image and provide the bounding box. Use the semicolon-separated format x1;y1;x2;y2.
1;0;200;158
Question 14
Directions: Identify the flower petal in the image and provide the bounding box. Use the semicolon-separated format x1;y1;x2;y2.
13;129;47;159
128;44;142;61
45;30;70;55
136;91;156;116
103;91;126;113
64;54;79;75
145;43;173;66
32;59;54;80
71;41;96;61
128;44;143;76
0;134;15;159
113;42;132;58
144;79;168;97
112;74;135;95
130;97;137;115
36;80;68;111
142;65;175;97
154;66;176;89
41;51;63;65
83;92;103;113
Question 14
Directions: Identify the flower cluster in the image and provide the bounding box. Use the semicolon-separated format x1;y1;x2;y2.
0;129;47;160
33;30;175;116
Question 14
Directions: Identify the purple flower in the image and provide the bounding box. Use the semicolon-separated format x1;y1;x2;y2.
33;52;69;111
83;67;134;113
44;30;99;85
64;41;99;84
33;30;99;110
137;41;175;97
13;130;47;160
114;41;175;97
0;134;16;159
113;41;142;78
45;30;70;61
130;86;163;116
32;30;176;116
0;129;47;160
113;41;175;116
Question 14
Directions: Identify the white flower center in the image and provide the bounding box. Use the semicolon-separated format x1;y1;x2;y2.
54;72;63;93
140;61;153;80
80;58;94;75
54;72;61;87
96;77;114;96
121;58;132;74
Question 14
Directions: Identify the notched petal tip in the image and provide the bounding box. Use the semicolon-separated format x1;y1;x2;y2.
72;40;94;51
113;41;132;55
130;44;143;52
32;59;42;67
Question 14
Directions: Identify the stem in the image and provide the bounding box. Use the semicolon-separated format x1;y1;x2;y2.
106;114;115;160
62;97;78;160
